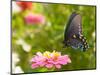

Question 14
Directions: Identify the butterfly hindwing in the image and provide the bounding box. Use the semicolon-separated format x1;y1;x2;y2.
63;12;88;51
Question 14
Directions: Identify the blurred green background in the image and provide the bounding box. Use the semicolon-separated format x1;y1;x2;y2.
12;1;96;73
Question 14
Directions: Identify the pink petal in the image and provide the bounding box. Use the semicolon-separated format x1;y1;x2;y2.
31;56;37;62
55;64;61;69
31;63;39;69
36;52;43;56
58;55;71;65
67;58;71;63
34;56;46;62
45;64;53;69
36;61;46;67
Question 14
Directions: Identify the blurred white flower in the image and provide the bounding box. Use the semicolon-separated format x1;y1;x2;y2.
92;31;95;39
47;21;51;27
22;43;31;52
30;34;34;39
12;53;20;72
79;6;83;10
16;38;24;45
92;32;96;52
12;2;21;13
13;66;23;73
16;38;32;52
94;43;96;52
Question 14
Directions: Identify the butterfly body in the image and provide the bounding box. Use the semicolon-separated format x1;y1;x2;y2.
63;12;88;51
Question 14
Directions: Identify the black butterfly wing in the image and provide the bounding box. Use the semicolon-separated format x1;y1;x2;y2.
64;12;82;40
63;12;88;51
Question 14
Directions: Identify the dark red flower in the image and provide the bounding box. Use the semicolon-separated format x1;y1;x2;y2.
16;2;33;11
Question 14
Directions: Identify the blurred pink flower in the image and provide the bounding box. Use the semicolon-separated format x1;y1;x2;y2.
24;13;45;25
31;51;71;69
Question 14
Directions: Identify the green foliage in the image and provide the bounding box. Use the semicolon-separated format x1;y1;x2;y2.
12;2;96;73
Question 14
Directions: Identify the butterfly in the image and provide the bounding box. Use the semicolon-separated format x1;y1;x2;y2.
63;12;88;51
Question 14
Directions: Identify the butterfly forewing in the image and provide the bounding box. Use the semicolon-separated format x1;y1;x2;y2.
64;13;82;40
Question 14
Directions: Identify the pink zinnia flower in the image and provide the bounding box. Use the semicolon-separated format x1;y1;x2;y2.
24;13;45;25
31;51;71;69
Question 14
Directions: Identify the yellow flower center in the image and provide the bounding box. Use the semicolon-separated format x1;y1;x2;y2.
43;51;51;58
43;51;61;59
52;51;61;57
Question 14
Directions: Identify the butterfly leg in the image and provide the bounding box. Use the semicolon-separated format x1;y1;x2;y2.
62;40;68;48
